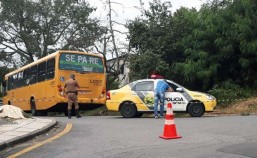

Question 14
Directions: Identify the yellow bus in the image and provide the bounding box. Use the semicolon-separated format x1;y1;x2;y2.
1;50;106;116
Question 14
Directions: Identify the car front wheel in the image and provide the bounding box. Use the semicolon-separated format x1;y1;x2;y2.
188;102;205;117
120;102;137;118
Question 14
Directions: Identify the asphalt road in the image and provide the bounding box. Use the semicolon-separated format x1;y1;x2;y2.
3;115;257;158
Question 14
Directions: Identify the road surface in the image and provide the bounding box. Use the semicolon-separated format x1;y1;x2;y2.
2;115;257;158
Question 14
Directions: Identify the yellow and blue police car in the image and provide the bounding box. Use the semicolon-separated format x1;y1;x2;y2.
106;79;217;118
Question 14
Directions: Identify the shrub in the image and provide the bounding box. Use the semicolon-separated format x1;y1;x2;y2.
208;81;254;107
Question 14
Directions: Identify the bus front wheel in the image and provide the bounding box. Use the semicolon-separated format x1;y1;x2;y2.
30;99;37;116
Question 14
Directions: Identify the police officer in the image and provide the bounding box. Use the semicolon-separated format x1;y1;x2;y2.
64;74;81;119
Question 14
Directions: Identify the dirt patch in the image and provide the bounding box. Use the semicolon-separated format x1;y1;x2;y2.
212;97;257;116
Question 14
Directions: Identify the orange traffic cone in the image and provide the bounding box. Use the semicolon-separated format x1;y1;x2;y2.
159;103;182;139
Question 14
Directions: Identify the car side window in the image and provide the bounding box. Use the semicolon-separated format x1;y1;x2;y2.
168;82;179;92
132;81;154;91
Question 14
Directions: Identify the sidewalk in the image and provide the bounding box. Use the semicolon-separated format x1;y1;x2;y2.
0;117;57;151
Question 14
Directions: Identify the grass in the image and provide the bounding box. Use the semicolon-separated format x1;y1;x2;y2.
213;97;257;116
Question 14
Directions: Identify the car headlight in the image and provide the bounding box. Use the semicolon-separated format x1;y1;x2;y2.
206;95;214;101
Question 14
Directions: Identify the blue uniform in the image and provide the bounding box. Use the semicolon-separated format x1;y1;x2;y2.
154;80;170;118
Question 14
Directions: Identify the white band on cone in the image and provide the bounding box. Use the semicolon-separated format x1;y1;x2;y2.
165;119;175;125
166;108;173;115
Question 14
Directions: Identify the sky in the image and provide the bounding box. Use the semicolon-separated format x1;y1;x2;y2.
85;0;208;58
87;0;208;24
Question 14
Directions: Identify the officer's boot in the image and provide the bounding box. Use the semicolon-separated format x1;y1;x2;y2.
68;110;72;119
76;109;81;118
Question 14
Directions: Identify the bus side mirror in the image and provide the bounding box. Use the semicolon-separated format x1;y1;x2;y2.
176;87;183;92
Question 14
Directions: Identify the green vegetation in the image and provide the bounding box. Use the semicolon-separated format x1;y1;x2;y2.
107;76;120;90
208;82;255;107
0;0;104;67
127;0;257;93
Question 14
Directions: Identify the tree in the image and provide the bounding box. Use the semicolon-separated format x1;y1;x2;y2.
0;0;105;67
176;0;257;90
94;0;132;89
127;0;173;79
127;0;195;82
128;51;169;80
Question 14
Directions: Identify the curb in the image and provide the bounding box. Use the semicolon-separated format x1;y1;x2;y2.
0;118;58;151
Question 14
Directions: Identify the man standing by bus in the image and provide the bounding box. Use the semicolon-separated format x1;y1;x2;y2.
64;74;81;119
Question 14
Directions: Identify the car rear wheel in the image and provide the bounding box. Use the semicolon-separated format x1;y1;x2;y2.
188;102;205;117
120;102;137;118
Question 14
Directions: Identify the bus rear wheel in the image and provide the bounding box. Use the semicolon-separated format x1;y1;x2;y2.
30;99;37;116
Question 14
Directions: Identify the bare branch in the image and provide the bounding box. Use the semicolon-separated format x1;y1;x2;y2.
110;1;123;6
112;29;128;34
94;45;103;54
111;21;125;26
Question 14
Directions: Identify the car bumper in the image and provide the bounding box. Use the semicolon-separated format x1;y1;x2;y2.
204;100;217;111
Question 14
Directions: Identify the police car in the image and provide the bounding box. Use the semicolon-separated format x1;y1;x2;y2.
106;79;217;118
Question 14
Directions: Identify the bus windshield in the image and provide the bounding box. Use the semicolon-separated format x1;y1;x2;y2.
59;53;104;73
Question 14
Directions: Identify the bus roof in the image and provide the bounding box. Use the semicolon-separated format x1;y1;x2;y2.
4;50;103;78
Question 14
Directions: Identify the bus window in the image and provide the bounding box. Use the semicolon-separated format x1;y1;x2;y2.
7;76;12;90
12;74;18;89
2;81;7;96
17;71;23;88
23;68;30;86
30;65;38;84
38;62;46;82
46;58;55;79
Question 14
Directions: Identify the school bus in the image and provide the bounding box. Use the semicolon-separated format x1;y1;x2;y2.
1;50;106;116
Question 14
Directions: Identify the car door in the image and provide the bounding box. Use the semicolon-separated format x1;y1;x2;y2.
131;80;155;111
164;81;189;111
